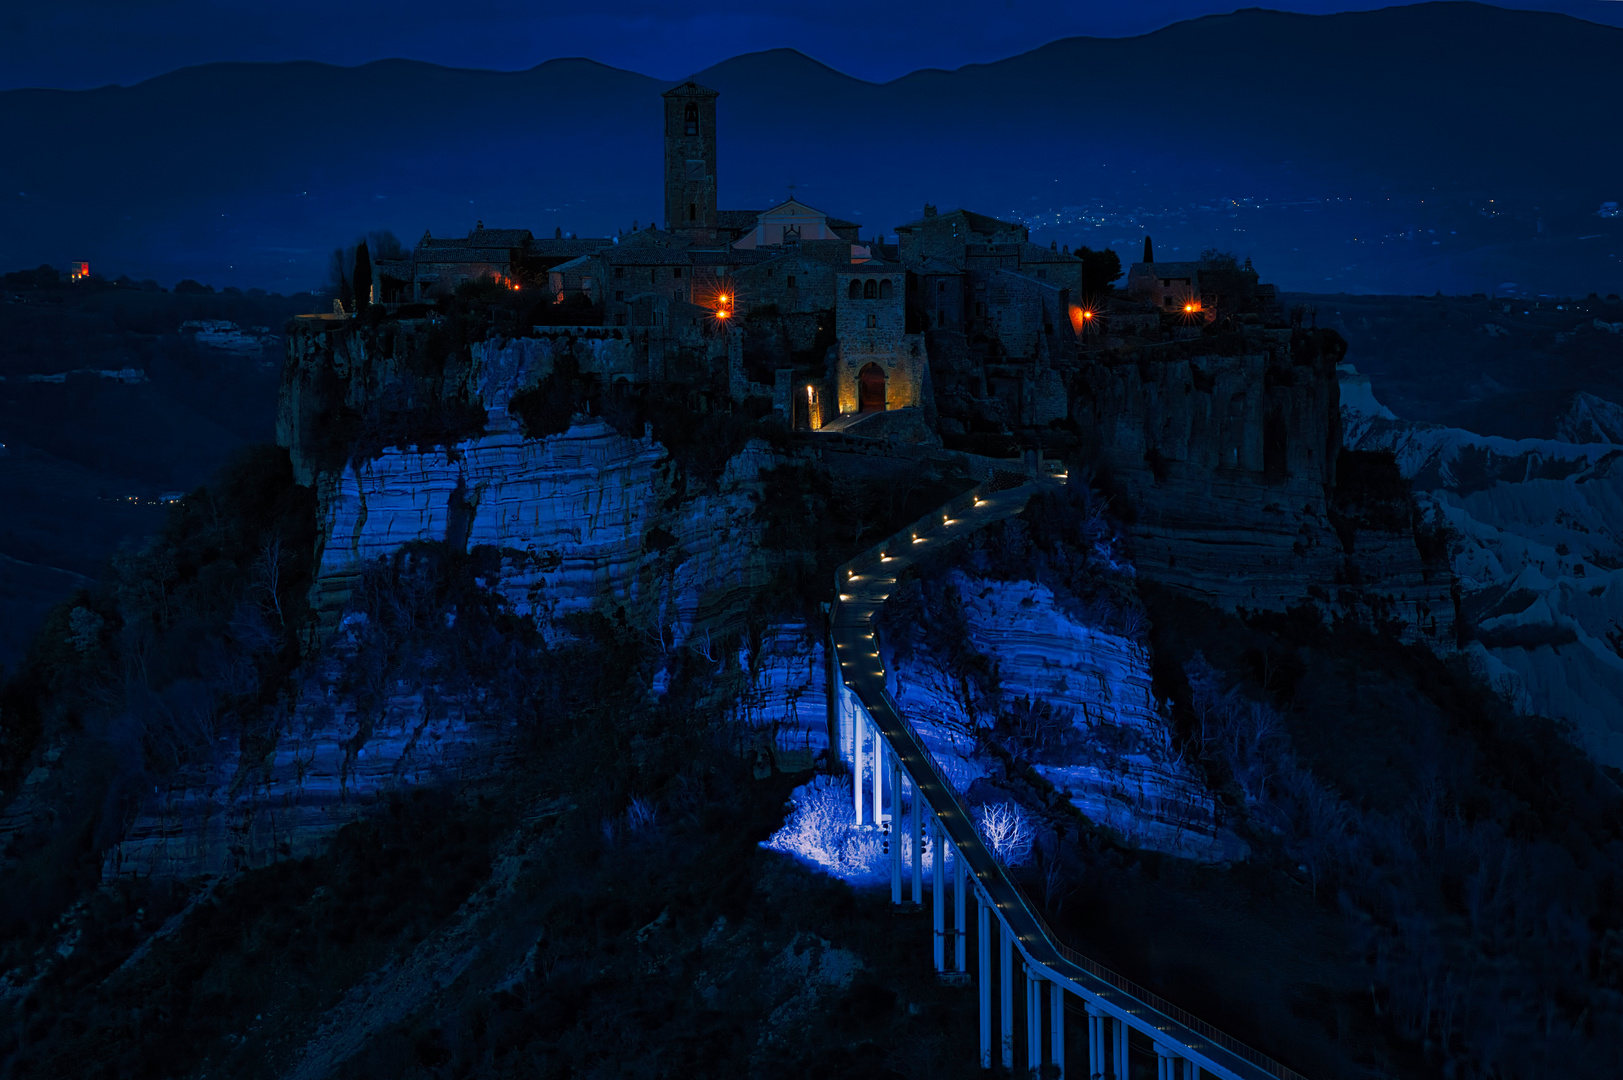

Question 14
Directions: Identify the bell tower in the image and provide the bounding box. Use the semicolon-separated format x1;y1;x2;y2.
663;82;719;241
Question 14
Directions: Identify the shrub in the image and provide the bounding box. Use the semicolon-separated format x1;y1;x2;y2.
973;801;1033;867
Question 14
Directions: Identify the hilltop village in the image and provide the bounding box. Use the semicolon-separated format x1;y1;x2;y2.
291;78;1451;647
373;81;1282;447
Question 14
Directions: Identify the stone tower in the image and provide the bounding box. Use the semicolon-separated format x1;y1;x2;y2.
663;82;719;241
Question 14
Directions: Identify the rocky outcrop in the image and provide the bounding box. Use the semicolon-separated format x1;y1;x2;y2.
282;325;780;637
1074;338;1454;647
1074;335;1346;614
1344;376;1623;766
104;616;515;880
726;623;831;772
885;573;1243;862
311;419;776;636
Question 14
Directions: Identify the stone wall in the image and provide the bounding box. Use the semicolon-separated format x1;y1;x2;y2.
968;268;1073;363
733;253;839;317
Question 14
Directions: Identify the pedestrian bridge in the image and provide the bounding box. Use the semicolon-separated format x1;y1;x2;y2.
828;472;1309;1080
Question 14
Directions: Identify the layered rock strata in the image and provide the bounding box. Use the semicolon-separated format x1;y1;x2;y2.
1075;340;1453;646
883;573;1243;862
1343;373;1623;765
283;326;778;637
104;617;514;880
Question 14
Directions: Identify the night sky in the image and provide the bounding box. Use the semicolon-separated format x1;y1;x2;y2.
6;0;1622;89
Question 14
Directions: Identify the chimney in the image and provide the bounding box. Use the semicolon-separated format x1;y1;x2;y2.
476;220;483;231
1051;239;1058;251
1143;235;1154;264
924;204;937;218
555;227;562;239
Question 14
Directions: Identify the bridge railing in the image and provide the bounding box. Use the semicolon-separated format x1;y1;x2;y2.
829;475;1310;1080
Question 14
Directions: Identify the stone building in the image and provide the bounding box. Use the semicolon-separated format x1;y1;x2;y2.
832;262;928;416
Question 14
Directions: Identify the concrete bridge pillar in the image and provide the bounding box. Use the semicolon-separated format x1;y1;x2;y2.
1025;965;1043;1075
978;889;993;1068
1155;1041;1179;1080
853;706;866;827
890;749;903;904
873;721;884;826
932;816;946;972
911;785;923;905
953;841;967;971
1113;1017;1129;1080
1051;980;1066;1077
1085;1003;1106;1079
1000;920;1015;1068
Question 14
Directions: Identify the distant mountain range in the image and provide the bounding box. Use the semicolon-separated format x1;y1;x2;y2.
3;2;1620;295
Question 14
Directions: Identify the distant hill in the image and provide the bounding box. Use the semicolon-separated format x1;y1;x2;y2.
2;3;1620;295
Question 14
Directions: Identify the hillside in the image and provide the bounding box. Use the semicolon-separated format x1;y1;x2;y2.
1;3;1620;295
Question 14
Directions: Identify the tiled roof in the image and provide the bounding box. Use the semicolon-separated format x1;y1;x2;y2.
1019;242;1080;264
528;238;613;258
466;228;534;247
716;209;762;229
605;249;694;266
895;208;1023;237
412;250;519;264
1130;262;1200;279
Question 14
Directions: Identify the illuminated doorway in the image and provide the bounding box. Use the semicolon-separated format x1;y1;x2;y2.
858;363;887;413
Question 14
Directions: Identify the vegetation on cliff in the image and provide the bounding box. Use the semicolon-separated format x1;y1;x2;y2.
1;537;987;1079
0;446;315;969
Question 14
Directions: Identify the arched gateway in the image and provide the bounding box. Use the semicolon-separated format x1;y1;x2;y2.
858;362;887;413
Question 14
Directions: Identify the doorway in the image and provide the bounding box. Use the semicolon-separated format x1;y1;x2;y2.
858;363;886;413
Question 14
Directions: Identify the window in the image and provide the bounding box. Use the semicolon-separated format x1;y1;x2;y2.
848;279;862;300
766;269;773;279
975;302;986;317
615;290;624;301
786;275;797;289
937;311;945;327
867;314;876;328
937;281;946;293
878;279;893;300
672;267;683;278
863;279;877;299
684;102;698;136
689;203;697;221
616;313;627;326
614;266;624;278
1037;269;1047;279
650;269;656;284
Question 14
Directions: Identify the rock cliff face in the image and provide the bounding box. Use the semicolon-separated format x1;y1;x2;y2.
1075;336;1345;614
882;573;1243;862
105;616;515;879
1075;338;1453;646
1344;374;1623;766
281;324;776;637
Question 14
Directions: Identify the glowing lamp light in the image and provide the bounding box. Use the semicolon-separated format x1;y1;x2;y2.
1184;303;1196;313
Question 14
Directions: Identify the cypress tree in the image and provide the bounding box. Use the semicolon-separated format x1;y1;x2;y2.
353;241;373;312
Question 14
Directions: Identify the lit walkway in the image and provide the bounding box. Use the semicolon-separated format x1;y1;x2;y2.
830;475;1306;1080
